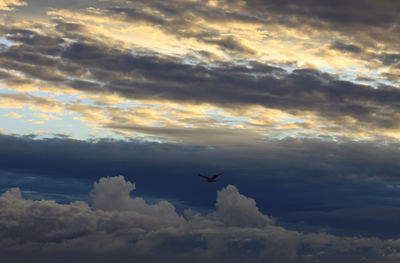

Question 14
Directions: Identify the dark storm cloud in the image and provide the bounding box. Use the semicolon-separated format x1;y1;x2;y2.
3;133;400;183
2;133;400;238
378;53;400;67
355;75;376;82
330;41;362;53
1;175;400;263
282;206;400;238
0;68;34;86
67;79;104;92
2;24;400;129
5;28;64;48
0;41;65;82
240;0;400;31
108;0;400;29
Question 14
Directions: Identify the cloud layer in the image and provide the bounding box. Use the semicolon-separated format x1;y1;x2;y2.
2;133;400;239
1;2;400;262
0;0;26;11
1;7;400;141
1;175;400;263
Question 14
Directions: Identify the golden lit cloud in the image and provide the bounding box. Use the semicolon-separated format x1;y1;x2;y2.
0;93;64;113
1;1;399;144
43;4;393;84
2;4;400;261
3;112;22;118
28;119;44;125
0;0;26;11
32;113;61;121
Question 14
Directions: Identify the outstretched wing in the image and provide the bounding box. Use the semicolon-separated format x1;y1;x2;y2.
197;173;210;179
211;172;224;180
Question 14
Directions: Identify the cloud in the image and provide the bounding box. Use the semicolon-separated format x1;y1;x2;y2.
215;185;275;227
4;0;399;88
0;93;64;113
99;0;400;32
1;134;400;238
90;175;137;211
90;176;183;225
2;22;400;137
0;0;26;11
281;206;400;238
0;175;400;263
3;133;400;184
93;0;400;69
104;3;257;55
330;41;362;53
2;112;22;118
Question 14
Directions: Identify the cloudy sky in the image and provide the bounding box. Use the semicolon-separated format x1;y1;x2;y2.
1;0;400;262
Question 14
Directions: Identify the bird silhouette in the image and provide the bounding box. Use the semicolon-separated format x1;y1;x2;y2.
197;172;223;182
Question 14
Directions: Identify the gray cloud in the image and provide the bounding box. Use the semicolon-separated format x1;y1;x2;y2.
90;176;184;226
99;0;400;85
102;0;400;30
99;0;400;56
2;23;400;131
330;41;362;53
1;175;400;263
2;133;400;239
3;133;400;183
1;3;400;261
0;92;61;110
105;4;256;55
243;0;400;27
282;206;400;238
0;0;27;11
378;53;400;67
215;185;275;227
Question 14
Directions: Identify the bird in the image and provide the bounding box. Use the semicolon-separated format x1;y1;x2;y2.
197;172;224;182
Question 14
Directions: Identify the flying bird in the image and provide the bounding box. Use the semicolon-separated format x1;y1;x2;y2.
197;172;224;182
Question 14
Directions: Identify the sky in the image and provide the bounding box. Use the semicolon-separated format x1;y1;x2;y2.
1;0;400;262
